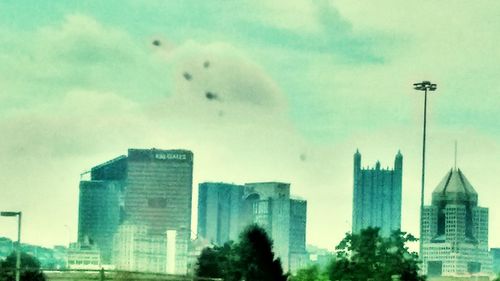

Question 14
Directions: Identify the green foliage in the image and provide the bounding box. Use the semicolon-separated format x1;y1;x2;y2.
328;228;425;281
237;224;286;281
196;224;286;281
292;264;329;281
196;241;240;281
0;251;46;281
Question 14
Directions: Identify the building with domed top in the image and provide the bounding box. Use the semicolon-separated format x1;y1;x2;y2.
422;168;492;278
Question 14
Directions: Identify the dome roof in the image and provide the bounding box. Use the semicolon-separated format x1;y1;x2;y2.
432;168;478;205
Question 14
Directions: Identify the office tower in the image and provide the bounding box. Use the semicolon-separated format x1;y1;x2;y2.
244;182;308;273
77;180;121;264
78;148;193;274
196;181;308;273
197;182;244;245
352;150;402;236
422;168;492;278
251;197;308;273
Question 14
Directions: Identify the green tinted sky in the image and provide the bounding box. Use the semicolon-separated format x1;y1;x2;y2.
0;1;499;250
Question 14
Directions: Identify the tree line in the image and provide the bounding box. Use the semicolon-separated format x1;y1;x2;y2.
196;225;428;281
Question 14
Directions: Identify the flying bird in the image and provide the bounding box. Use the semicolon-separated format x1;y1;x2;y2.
152;40;161;46
203;60;210;68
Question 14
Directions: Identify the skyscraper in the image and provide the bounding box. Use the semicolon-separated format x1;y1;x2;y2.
244;182;308;272
78;180;121;264
197;181;308;272
422;168;492;278
197;182;244;245
78;148;193;273
352;150;402;236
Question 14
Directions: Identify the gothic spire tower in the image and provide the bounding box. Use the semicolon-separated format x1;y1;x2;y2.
352;150;403;236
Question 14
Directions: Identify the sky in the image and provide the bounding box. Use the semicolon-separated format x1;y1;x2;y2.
0;1;499;251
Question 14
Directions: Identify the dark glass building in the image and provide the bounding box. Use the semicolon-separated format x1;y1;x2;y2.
78;148;193;273
197;182;244;245
352;150;403;236
78;180;121;264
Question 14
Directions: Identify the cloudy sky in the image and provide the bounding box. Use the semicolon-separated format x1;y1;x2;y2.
0;1;499;251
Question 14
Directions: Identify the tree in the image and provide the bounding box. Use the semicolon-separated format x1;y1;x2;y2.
292;264;329;281
0;252;46;281
237;224;286;281
328;228;425;281
196;224;286;281
197;247;224;278
196;241;240;281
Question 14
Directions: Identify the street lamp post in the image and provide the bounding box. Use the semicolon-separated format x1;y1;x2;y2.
413;81;437;262
1;211;22;281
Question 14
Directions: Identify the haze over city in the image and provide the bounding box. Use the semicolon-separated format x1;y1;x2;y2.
0;0;499;254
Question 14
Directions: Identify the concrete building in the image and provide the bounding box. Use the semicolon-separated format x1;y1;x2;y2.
67;242;102;270
245;182;308;272
78;148;193;273
422;168;492;278
113;224;185;274
352;150;403;236
197;181;308;272
197;182;244;245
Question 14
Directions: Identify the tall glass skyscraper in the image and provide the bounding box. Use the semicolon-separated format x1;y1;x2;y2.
422;168;492;278
78;180;121;264
78;148;193;273
352;150;403;236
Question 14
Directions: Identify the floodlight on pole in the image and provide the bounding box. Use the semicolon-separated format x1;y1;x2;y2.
413;80;437;265
1;211;22;281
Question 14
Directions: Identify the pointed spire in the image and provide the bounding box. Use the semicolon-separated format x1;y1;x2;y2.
354;149;361;160
454;141;458;171
396;149;403;158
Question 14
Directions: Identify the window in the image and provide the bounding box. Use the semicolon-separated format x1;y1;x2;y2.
148;198;167;208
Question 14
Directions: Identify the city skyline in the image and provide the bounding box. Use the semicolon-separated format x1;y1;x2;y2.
0;1;499;252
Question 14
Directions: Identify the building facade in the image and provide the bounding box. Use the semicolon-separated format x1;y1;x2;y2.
112;224;185;274
246;182;308;273
67;242;102;270
197;181;308;273
422;168;492;278
78;148;193;273
352;150;402;236
78;180;122;264
197;182;244;245
492;248;500;275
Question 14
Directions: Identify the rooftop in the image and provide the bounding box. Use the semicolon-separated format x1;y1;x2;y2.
432;168;478;205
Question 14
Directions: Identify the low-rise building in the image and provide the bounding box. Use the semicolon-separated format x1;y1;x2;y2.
67;242;102;270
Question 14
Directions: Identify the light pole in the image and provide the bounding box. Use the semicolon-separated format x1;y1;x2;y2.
413;81;437;261
1;211;22;281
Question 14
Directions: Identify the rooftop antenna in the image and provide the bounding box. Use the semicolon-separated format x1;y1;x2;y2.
454;140;457;170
